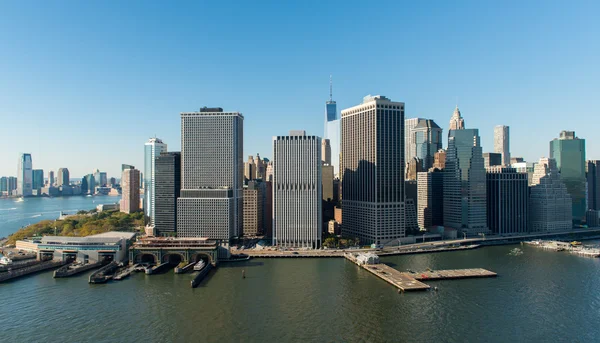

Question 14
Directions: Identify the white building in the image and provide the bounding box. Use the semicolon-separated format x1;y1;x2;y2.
177;108;243;240
529;158;572;231
17;153;33;197
404;117;424;167
144;137;167;224
494;125;510;166
341;95;405;245
273;131;322;248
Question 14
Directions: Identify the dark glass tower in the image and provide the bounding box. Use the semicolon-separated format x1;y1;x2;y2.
155;152;181;236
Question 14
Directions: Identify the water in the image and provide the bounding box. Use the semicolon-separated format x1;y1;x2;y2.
0;196;120;238
1;245;599;342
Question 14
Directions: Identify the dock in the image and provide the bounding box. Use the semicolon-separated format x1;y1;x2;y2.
345;253;497;292
54;261;103;278
0;260;66;283
89;261;120;284
174;262;196;274
113;264;137;280
191;263;213;288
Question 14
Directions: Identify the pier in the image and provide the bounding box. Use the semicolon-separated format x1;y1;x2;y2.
345;253;497;292
191;263;213;288
89;261;120;284
145;262;171;275
113;264;137;280
0;260;66;283
175;262;196;274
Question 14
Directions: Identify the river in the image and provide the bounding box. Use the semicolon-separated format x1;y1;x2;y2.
1;244;600;342
0;196;120;238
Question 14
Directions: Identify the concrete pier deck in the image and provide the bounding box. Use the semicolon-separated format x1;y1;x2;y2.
345;254;496;292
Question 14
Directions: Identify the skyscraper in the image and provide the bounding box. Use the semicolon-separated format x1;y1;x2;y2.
444;128;489;235
0;177;7;194
273;131;322;248
587;160;600;211
417;169;444;229
404;117;425;166
144;137;168;224
122;164;135;171
48;170;55;186
57;168;69;186
324;76;340;176
433;149;446;170
405;157;424;181
341;95;405;245
244;155;256;181
93;170;107;187
549;131;586;222
7;177;17;195
154;152;181;236
529;158;572;231
448;106;465;132
243;180;265;237
322;164;334;201
17;153;33;197
486;167;528;235
413;119;443;170
494;125;510;166
177;107;243;239
32;169;44;194
254;154;266;180
120;168;141;214
321;139;331;165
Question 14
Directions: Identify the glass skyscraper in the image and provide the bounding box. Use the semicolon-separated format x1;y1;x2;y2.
550;131;586;222
324;77;340;176
444;129;488;235
144;138;167;224
413;119;443;170
17;153;33;197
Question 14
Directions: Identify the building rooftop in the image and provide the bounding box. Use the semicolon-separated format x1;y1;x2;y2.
414;119;441;129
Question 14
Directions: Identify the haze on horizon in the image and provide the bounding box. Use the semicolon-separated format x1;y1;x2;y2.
0;1;598;178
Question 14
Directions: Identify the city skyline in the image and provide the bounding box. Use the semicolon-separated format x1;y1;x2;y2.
1;2;599;177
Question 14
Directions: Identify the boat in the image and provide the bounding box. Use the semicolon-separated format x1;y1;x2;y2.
193;260;206;271
15;197;24;203
570;241;582;246
0;255;13;265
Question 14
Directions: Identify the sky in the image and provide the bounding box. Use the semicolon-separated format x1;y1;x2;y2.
0;1;599;178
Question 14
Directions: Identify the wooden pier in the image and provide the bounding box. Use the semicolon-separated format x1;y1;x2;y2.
345;254;497;292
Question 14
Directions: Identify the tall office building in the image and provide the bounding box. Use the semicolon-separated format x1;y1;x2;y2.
321;139;332;165
120;168;141;214
530;158;572;231
322;164;334;201
448;106;465;132
122;164;135;171
550;131;586;222
406;157;424;181
405;117;425;166
483;153;502;168
82;174;95;195
32;169;44;193
144;137;168;224
177;107;243;239
273;131;322;248
154;152;181;236
17;153;33;197
341;95;405;245
587;160;600;210
444;128;489;235
48;170;55;186
93;170;107;187
264;181;273;237
7;177;17;195
265;161;274;182
486;167;528;235
324;76;340;176
0;177;7;194
413;119;443;170
417;169;444;229
244;155;256;181
243;180;265;237
433;149;446;170
254;154;267;180
57;168;69;186
494;125;510;166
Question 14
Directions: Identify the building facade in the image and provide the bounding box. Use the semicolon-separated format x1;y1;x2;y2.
57;168;69;187
529;158;572;231
322;164;334;201
341;95;405;245
405;117;425;168
321;139;332;166
48;170;55;186
448;106;465;132
32;169;44;194
144;138;168;224
17;153;33;197
550;131;586;222
588;160;600;211
120;168;141;214
413;119;442;170
433;149;446;170
417;169;444;229
444;128;489;235
177;107;243;239
483;152;502;168
494;125;510;166
486;167;528;235
273;131;322;248
154;152;181;236
243;181;264;237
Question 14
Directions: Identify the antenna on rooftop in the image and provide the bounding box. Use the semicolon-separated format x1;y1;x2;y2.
329;74;333;102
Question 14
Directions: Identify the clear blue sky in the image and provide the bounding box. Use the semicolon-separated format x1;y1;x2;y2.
1;1;598;178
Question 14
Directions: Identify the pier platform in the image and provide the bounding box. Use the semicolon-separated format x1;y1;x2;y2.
345;254;497;292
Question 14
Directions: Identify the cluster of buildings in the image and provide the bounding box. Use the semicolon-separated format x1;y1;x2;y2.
1;154;122;199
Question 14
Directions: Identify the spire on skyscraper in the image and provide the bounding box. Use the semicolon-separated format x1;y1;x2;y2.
449;105;465;131
329;74;333;102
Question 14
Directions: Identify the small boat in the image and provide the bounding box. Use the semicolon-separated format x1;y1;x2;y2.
193;260;206;271
0;255;13;265
15;197;24;203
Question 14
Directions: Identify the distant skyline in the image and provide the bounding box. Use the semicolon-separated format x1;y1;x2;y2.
1;1;599;178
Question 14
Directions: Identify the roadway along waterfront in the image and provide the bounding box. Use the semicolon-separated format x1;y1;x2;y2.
2;243;600;342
